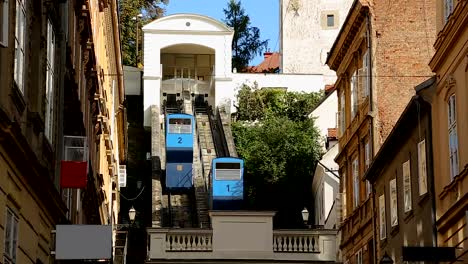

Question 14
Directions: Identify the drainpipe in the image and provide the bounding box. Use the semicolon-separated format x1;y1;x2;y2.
425;100;438;248
366;12;379;264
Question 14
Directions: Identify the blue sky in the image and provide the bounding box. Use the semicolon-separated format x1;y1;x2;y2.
164;0;279;66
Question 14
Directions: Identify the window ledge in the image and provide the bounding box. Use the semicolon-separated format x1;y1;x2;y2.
403;210;414;223
418;192;430;206
390;224;399;237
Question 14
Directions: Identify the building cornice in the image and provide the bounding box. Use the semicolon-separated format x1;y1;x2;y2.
429;1;468;72
142;29;233;36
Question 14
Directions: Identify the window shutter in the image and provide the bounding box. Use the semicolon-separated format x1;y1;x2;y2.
119;165;127;188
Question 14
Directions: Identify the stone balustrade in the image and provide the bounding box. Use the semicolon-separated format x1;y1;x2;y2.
147;211;338;263
165;229;212;252
273;230;320;253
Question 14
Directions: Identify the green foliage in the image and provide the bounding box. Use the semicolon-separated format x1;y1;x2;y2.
223;0;268;72
119;0;169;66
232;85;324;228
235;83;324;122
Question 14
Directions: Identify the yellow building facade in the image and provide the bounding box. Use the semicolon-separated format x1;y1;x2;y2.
428;0;468;262
0;0;125;263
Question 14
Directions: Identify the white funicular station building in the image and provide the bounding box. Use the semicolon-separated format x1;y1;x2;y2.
142;13;325;126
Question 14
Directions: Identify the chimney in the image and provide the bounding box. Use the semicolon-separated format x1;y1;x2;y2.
264;52;273;59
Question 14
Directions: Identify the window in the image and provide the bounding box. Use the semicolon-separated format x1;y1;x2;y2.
379;194;386;240
362;50;370;97
327;14;334;27
355;249;363;264
339;92;345;135
14;0;26;93
403;160;412;212
4;208;18;264
44;19;55;144
364;140;371;198
364;140;370;169
342;168;347;218
390;178;398;227
447;95;458;180
418;139;428;195
0;0;8;47
444;0;454;22
350;71;358;118
353;158;360;208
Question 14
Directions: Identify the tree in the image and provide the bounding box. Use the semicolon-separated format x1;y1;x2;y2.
234;83;324;122
232;85;324;228
223;0;268;72
119;0;169;66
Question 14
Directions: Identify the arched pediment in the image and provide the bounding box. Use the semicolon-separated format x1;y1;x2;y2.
143;13;233;34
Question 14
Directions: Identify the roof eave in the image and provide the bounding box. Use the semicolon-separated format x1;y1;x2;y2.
326;0;369;71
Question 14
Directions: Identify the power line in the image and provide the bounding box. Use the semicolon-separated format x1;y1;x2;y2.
120;186;146;201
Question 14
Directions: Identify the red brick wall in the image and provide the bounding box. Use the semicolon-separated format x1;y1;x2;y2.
371;0;436;144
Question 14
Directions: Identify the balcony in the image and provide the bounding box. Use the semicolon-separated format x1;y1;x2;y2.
147;211;338;263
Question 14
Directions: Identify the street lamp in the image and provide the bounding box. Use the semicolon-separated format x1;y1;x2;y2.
302;207;310;228
115;207;137;230
128;206;136;223
379;252;394;264
132;13;143;67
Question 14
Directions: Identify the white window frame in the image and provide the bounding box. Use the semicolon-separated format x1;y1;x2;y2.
403;159;412;212
350;71;358;118
13;0;26;94
342;168;347;219
379;194;386;240
444;0;454;22
364;140;371;198
353;157;360;209
355;249;363;264
418;139;428;195
0;0;8;47
390;178;398;227
44;19;55;144
4;208;18;264
447;95;458;180
339;91;345;136
362;50;370;97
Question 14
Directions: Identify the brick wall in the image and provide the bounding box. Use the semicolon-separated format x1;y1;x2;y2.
372;0;436;144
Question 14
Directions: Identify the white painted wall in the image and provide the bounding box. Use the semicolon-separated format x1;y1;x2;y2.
312;143;339;229
232;73;324;93
281;0;353;84
309;90;338;150
142;14;234;126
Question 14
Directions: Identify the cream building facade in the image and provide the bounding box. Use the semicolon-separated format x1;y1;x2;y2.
428;0;468;262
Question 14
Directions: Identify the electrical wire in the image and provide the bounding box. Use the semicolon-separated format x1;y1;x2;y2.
120;186;146;201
